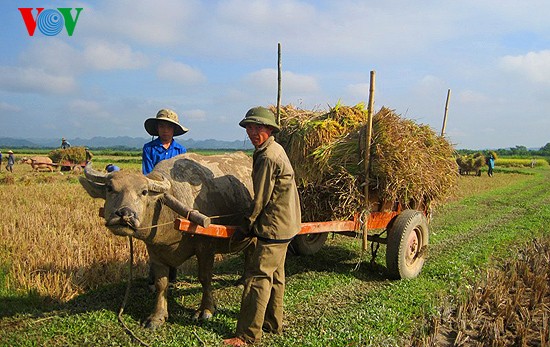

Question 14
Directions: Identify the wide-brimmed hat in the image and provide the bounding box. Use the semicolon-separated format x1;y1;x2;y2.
238;106;280;133
144;109;188;137
8;150;13;154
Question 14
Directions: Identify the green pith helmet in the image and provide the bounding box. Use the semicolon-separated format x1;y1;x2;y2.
239;106;280;133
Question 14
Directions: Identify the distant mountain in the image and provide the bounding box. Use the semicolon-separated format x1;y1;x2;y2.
0;136;253;150
0;138;37;148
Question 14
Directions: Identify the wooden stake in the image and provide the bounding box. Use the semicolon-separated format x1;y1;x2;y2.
362;70;375;251
277;42;282;125
441;89;451;136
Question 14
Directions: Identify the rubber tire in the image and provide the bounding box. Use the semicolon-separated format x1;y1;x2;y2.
289;233;328;255
386;210;429;279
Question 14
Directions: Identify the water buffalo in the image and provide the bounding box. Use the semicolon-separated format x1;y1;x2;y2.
22;156;54;172
78;152;254;329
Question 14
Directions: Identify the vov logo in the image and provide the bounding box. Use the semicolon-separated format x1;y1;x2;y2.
19;8;83;36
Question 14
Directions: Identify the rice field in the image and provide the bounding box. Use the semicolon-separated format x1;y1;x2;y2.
0;162;149;302
0;153;548;346
495;157;549;168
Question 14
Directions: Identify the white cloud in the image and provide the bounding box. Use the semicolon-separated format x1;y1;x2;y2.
216;0;316;36
83;0;198;45
19;38;148;73
222;89;249;103
83;41;149;70
68;99;111;120
157;61;206;85
500;50;550;84
458;90;489;103
19;39;82;74
417;75;447;93
346;83;370;100
283;71;320;94
244;69;319;94
0;101;21;112
182;109;206;122
207;0;457;61
0;67;76;94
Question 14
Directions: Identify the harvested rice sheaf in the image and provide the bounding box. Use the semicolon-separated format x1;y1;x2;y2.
456;151;498;174
273;104;458;222
456;152;486;173
48;147;87;164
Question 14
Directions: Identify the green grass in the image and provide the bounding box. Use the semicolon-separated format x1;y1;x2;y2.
1;165;548;346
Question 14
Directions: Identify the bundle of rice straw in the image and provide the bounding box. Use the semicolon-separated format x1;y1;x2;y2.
273;104;458;222
456;153;486;173
49;146;87;164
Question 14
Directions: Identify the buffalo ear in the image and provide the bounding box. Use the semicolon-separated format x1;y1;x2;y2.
78;176;107;199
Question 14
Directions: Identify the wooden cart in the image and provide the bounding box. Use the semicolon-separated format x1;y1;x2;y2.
173;205;429;280
172;73;429;279
54;160;87;172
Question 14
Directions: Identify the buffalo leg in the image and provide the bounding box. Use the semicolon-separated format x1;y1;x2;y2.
193;251;216;320
143;263;169;329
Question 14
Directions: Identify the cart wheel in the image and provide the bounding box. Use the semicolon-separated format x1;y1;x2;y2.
386;209;429;279
289;233;328;255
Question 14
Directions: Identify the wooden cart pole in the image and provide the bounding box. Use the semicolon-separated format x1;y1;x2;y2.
441;89;451;136
277;42;282;125
362;70;376;251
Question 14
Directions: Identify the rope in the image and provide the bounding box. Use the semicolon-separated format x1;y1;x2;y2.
118;236;151;347
353;210;369;271
209;212;243;220
135;221;174;231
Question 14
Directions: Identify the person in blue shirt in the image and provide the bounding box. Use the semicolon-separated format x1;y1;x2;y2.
142;109;188;175
142;108;189;288
486;154;495;177
5;150;15;173
61;138;71;149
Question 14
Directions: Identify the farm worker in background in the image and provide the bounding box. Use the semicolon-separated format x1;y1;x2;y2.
486;154;495;177
85;147;93;164
0;150;2;172
105;164;120;172
142;108;188;286
223;107;301;347
61;138;71;149
5;150;15;173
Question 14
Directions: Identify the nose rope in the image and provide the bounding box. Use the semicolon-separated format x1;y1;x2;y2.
135;221;175;231
118;236;151;347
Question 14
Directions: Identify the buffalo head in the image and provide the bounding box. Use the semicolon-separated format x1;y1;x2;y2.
79;164;171;237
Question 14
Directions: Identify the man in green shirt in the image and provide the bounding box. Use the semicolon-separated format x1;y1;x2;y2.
224;107;301;346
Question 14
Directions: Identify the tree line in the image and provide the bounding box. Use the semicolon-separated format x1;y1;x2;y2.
458;143;550;158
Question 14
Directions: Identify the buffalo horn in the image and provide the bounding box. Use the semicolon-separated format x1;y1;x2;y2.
84;164;108;183
146;176;171;193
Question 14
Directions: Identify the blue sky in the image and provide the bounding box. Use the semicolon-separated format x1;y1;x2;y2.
1;0;549;149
